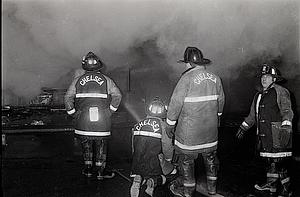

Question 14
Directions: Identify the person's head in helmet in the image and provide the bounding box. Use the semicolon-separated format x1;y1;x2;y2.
146;97;167;119
82;51;104;71
258;64;283;90
178;46;211;69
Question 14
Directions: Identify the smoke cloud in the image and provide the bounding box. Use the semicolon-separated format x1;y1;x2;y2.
2;0;300;109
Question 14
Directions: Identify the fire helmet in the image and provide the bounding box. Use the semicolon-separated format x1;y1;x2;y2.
146;97;167;119
258;64;284;82
178;47;211;65
82;52;103;71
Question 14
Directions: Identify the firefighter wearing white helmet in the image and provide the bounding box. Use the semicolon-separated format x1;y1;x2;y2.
236;64;293;196
166;47;225;196
64;51;122;179
130;97;177;197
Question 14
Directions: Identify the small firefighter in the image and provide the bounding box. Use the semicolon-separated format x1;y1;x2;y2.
166;47;225;197
130;97;177;197
236;64;293;196
64;51;122;179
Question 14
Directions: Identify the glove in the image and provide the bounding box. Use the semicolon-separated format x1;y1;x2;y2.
166;125;175;139
279;125;292;148
236;126;246;140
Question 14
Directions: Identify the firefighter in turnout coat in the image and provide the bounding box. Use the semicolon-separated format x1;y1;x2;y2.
130;97;177;197
236;64;293;196
166;47;225;197
64;52;122;179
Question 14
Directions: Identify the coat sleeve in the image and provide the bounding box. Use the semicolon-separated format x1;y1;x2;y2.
276;86;293;126
64;77;79;115
243;94;257;130
161;120;174;161
217;77;225;115
105;76;122;112
166;75;188;126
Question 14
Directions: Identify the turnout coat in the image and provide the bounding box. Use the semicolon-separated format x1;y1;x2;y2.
131;116;169;178
241;84;293;158
64;70;122;137
166;66;225;154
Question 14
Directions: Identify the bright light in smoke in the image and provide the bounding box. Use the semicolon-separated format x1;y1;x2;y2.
123;102;142;122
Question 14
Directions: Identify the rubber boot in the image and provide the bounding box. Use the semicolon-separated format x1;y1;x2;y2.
82;164;93;177
131;175;142;197
254;161;278;194
170;176;185;197
205;151;218;195
207;178;217;195
278;169;292;197
182;159;195;197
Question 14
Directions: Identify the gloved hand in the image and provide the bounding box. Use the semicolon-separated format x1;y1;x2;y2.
166;125;175;139
236;126;246;140
279;125;292;148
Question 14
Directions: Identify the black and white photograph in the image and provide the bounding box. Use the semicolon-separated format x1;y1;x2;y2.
2;0;300;197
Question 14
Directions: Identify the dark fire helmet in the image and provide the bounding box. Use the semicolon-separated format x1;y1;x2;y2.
82;51;103;71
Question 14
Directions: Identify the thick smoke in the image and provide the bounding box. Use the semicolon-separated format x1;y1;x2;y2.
2;0;300;108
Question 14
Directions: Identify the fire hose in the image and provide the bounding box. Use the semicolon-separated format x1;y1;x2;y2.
111;168;132;183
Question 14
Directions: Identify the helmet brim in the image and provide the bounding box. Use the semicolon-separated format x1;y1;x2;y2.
257;73;285;82
177;58;211;65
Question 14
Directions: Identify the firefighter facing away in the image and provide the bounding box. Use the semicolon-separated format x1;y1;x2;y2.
130;97;177;197
64;51;122;179
236;64;293;196
166;47;225;197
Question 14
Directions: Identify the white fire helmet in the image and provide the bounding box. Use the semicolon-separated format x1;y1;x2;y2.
146;97;167;119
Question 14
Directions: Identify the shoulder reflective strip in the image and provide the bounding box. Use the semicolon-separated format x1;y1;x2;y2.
76;93;108;98
183;182;196;187
133;130;162;139
207;176;217;180
174;140;218;151
281;177;290;184
267;173;279;178
260;152;292;158
67;108;76;115
110;105;117;111
218;113;222;116
75;130;111;136
166;118;176;126
184;95;219;102
242;121;249;128
281;120;292;126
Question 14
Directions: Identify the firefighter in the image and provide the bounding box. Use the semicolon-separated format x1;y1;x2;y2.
236;64;293;196
166;47;225;197
64;51;122;179
130;97;177;197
